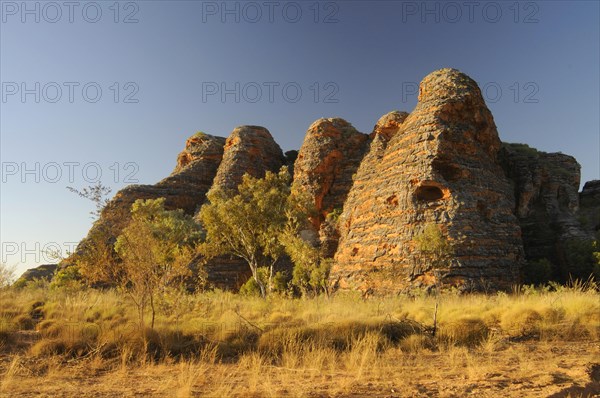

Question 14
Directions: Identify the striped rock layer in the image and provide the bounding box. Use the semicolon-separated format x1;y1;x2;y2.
330;69;524;293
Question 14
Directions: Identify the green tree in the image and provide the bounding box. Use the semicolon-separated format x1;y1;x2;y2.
414;223;453;337
414;224;452;273
114;198;202;329
283;230;331;297
198;167;309;297
563;233;600;282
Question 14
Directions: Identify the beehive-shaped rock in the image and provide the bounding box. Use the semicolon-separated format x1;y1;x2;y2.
331;69;524;293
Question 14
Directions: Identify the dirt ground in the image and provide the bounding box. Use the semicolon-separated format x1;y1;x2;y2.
1;339;599;397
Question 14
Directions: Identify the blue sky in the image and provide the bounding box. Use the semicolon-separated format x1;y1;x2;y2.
1;0;599;277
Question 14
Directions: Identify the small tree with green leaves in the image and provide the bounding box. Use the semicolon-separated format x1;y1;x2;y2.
198;167;310;298
114;198;202;329
64;182;114;285
414;223;453;336
414;224;452;274
282;229;331;297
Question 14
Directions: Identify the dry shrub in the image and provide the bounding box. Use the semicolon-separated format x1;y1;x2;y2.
438;317;489;347
258;320;421;356
14;314;36;330
399;334;434;353
500;307;542;338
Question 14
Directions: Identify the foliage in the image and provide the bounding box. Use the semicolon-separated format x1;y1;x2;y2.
198;167;310;298
414;224;452;273
284;230;331;297
563;234;600;281
0;262;17;288
73;224;119;286
523;258;555;285
503;142;540;158
49;266;83;291
239;269;287;297
114;198;202;328
66;182;112;220
325;207;343;225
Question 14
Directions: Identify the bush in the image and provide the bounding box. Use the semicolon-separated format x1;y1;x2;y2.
523;258;555;285
50;266;83;291
563;237;598;281
438;317;489;347
239;269;287;296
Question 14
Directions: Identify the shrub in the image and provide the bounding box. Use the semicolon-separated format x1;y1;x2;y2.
239;269;287;296
563;237;598;281
438;317;489;347
523;258;555;285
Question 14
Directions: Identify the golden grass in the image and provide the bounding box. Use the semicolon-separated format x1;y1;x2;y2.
0;284;598;397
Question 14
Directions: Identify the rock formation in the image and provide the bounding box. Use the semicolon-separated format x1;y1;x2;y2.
14;264;58;286
83;132;226;248
331;68;524;293
210;126;285;192
500;144;589;264
291;118;369;256
579;180;600;235
57;68;596;294
200;126;287;290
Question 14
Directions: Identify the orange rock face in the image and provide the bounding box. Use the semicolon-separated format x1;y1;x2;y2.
201;126;286;290
331;69;524;294
87;133;226;242
211;126;285;192
66;68;593;294
291;118;369;256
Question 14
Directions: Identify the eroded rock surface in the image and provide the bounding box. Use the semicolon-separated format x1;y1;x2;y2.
331;68;524;294
62;69;595;293
201;126;286;289
501;143;589;265
73;133;226;257
211;126;285;192
579;180;600;235
291;118;369;256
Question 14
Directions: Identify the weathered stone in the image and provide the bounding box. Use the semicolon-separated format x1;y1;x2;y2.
211;126;285;192
201;126;287;289
579;180;600;235
291;118;369;256
501;144;591;265
63;133;226;268
15;264;57;285
332;68;524;294
60;69;594;293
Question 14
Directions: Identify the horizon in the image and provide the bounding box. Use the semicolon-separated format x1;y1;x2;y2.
1;0;599;278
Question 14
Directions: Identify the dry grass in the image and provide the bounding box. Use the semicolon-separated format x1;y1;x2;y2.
0;284;599;397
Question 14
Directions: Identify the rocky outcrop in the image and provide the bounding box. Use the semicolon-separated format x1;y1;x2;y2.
61;68;594;293
211;126;285;192
499;147;600;281
500;143;589;266
14;264;58;286
579;180;600;235
291;118;369;256
331;68;524;294
201;126;287;289
69;133;226;262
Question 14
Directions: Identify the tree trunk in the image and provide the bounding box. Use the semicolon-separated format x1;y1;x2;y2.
150;293;155;329
268;265;274;294
250;262;267;298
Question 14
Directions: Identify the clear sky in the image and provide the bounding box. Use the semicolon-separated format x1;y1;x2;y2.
1;0;599;278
